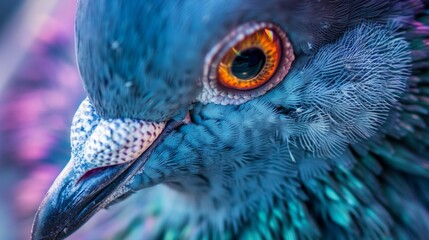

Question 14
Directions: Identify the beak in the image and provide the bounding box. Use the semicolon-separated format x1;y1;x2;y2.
31;160;132;240
31;120;181;240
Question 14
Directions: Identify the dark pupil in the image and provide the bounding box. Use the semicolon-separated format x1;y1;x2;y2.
231;47;266;80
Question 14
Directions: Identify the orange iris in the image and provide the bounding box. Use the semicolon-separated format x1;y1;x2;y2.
217;28;281;90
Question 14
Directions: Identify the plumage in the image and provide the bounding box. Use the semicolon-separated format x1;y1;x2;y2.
29;0;429;239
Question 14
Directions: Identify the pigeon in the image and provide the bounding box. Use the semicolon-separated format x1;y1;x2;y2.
32;1;429;239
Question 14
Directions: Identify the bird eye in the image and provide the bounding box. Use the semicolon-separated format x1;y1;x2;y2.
198;22;294;105
218;28;281;90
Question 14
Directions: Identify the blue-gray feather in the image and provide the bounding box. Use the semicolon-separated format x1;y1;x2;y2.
64;0;429;239
75;0;414;120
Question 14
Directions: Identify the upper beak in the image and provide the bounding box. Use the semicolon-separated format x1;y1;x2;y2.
31;120;182;240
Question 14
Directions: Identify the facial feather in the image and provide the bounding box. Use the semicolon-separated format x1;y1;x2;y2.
121;22;411;232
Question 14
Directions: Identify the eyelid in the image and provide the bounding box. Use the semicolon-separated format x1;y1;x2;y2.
197;22;294;105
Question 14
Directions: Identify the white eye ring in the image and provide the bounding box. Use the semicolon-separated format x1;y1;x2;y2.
197;22;294;105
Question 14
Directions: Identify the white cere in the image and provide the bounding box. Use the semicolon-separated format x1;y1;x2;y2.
70;98;166;167
70;98;101;151
84;118;166;167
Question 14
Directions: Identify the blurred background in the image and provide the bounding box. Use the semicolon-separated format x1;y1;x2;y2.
0;1;85;239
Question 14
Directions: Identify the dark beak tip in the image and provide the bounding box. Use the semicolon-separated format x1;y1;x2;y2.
30;163;131;240
31;157;139;239
31;207;61;240
31;193;73;240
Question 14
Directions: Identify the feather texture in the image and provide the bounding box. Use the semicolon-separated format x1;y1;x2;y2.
25;0;429;239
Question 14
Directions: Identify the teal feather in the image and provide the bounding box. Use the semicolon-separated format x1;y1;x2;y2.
30;1;429;239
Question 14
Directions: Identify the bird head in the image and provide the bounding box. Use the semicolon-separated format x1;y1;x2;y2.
32;0;412;239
